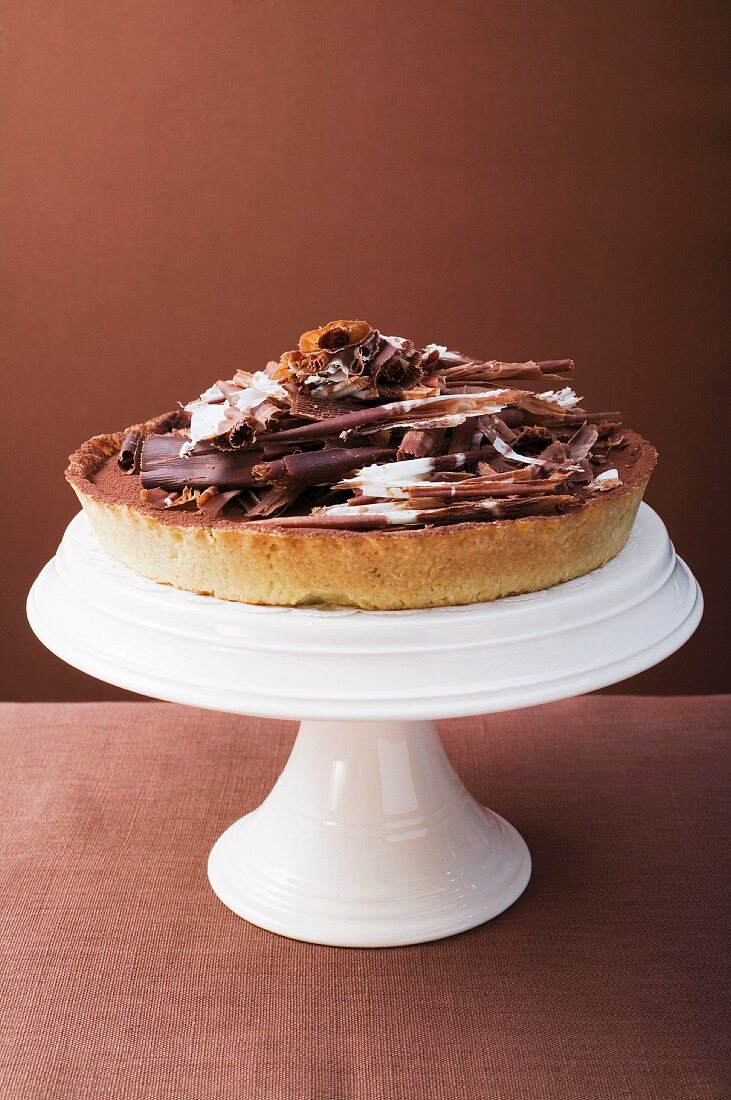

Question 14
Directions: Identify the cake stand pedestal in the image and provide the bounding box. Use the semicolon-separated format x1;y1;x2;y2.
27;505;701;947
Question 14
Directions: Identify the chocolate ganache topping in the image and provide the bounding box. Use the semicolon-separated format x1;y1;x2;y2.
123;321;627;529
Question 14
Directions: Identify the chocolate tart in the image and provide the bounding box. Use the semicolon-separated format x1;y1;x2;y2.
65;322;656;610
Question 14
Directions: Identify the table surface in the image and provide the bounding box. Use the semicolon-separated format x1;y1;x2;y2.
1;697;728;1100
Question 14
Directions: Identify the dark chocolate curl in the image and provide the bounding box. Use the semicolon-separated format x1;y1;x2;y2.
253;446;393;489
118;430;142;473
228;420;256;449
140;435;262;490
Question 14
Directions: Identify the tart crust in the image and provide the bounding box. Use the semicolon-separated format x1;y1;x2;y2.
66;413;656;610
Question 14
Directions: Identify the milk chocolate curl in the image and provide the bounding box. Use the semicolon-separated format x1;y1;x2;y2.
398;428;445;458
299;320;372;354
197;488;243;517
244;485;303;519
440;359;574;387
288;390;365;421
409;494;575;525
566;422;599;461
257;512;390;530
139;487;170;507
373;352;424;395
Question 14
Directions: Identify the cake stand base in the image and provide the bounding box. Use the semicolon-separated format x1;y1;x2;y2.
208;719;530;946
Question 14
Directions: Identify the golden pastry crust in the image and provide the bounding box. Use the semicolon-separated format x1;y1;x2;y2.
66;414;656;609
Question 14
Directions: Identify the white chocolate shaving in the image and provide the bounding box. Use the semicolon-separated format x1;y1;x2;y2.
316;501;423;525
538;387;582;409
422;343;464;362
181;372;288;455
339;456;447;498
588;468;620;491
381;335;410;352
192;381;227;405
489;436;547;467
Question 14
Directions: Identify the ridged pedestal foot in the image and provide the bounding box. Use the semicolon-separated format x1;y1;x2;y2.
207;719;531;947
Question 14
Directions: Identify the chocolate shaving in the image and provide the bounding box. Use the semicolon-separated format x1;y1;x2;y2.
244;485;303;519
127;322;627;530
288;390;366;421
217;379;244;399
371;339;424;395
566;422;599;461
478;414;519;446
408;494;575;525
259;389;568;446
299;320;373;354
308;376;375;400
141;435;263;490
257;513;390;530
197;488;243;517
139;487;170;508
398;428;445;459
404;472;569;500
160;486;201;510
533;411;621;430
228;420;257;449
253;446;393;489
368;338;403;376
448;420;481;454
257;492;575;530
117;430;143;473
439;359;574;388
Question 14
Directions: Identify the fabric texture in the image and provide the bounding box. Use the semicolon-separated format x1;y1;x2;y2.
1;697;728;1100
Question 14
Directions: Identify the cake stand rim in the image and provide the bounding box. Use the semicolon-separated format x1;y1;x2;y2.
26;504;703;720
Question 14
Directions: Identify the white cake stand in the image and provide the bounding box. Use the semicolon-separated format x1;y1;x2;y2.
27;505;701;947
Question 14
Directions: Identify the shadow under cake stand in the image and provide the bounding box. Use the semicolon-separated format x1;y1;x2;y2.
27;504;702;947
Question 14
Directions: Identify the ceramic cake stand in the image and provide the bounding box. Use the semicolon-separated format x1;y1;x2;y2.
27;505;701;947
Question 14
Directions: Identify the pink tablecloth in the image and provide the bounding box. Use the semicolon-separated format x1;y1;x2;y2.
1;697;728;1099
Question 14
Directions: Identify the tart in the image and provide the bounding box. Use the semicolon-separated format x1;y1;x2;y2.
66;321;656;610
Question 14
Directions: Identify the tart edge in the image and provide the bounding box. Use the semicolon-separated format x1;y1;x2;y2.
66;414;654;608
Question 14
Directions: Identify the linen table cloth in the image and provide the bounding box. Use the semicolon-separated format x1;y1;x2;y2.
1;697;728;1099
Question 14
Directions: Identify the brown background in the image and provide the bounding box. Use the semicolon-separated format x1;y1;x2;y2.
1;1;728;701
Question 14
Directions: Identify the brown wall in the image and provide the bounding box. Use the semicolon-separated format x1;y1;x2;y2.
1;1;728;701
